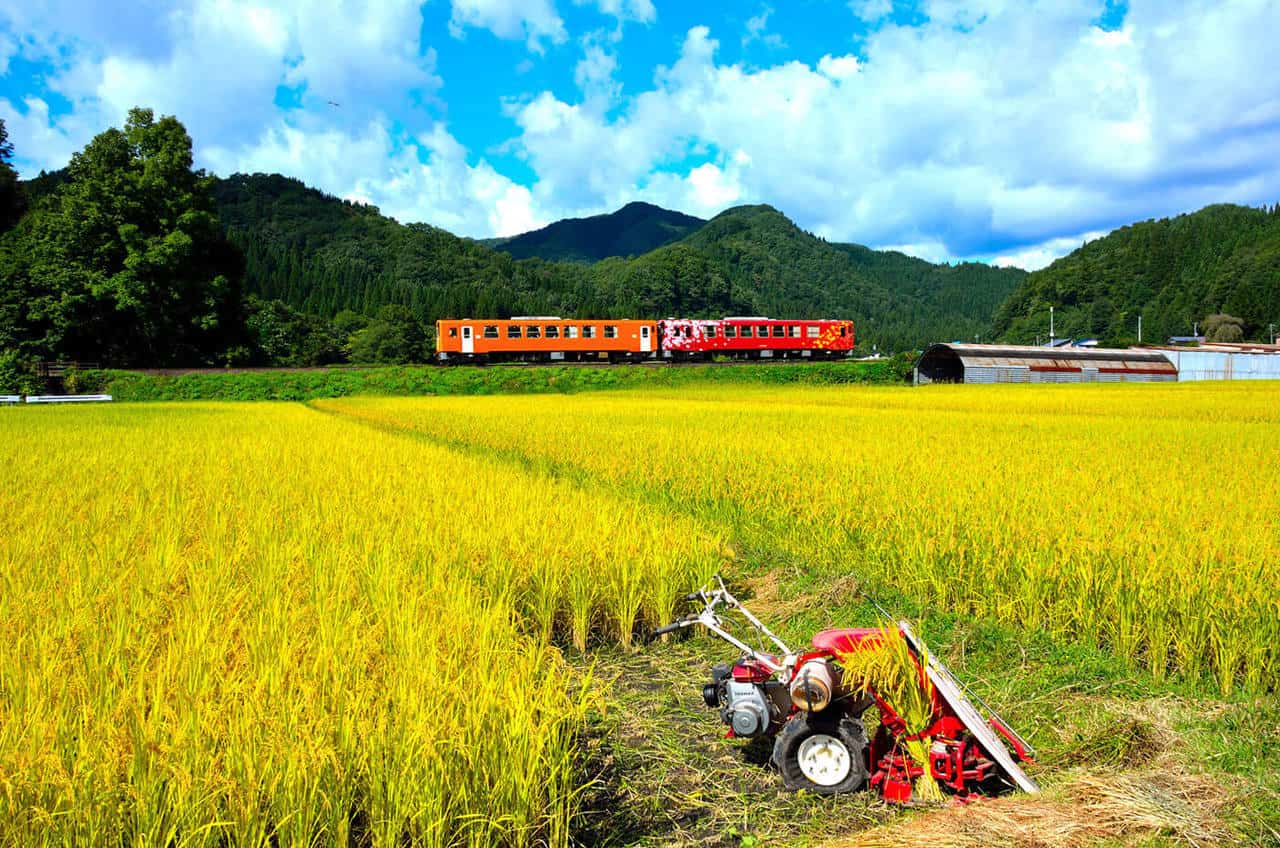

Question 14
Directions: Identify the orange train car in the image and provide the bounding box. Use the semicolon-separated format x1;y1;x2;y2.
436;317;657;363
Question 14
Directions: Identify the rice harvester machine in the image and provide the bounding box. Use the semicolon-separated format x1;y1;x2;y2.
651;575;1039;803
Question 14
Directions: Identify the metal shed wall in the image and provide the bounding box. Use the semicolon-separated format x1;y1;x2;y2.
915;343;1177;385
1159;349;1280;381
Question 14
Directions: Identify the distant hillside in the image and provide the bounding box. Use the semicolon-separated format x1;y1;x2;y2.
488;201;705;262
586;205;1025;350
201;175;1025;351
210;173;592;319
993;203;1280;344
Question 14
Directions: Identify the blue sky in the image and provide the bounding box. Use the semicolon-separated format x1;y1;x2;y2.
1;0;1277;269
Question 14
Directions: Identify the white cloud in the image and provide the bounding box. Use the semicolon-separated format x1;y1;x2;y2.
505;0;1280;262
744;7;785;49
576;0;656;25
574;43;620;105
0;29;16;75
1;0;439;177
0;96;99;173
850;0;893;24
448;0;567;52
992;229;1108;271
205;120;548;237
816;53;860;79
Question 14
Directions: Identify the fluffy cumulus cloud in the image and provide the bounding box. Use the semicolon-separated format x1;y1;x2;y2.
206;119;545;236
448;0;567;52
506;0;1280;263
0;0;439;171
576;0;656;25
3;0;1280;259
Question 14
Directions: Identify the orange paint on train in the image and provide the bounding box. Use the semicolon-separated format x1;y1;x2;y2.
437;318;657;359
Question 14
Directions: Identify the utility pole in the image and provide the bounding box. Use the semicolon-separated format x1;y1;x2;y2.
1271;323;1277;345
1137;314;1142;344
1049;306;1055;346
1193;320;1198;337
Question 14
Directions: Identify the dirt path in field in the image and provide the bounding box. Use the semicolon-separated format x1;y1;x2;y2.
575;646;891;847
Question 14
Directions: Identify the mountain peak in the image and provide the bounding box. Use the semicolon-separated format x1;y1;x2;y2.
491;202;706;263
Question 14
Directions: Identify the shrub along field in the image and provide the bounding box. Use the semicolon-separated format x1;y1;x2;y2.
1;381;1276;847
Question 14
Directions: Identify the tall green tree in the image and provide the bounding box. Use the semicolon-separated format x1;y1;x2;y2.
0;119;25;232
1;108;244;365
349;304;426;364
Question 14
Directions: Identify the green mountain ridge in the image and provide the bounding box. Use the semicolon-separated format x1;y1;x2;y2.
994;203;1280;345
486;201;705;262
206;173;1024;351
19;163;1277;358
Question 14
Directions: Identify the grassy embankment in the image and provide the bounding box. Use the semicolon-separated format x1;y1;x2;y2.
73;358;910;402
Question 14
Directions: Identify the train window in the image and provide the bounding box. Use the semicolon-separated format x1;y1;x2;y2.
740;326;753;338
567;325;579;339
583;325;596;339
507;325;522;338
757;325;769;338
806;325;820;338
704;325;717;338
789;325;801;338
527;325;541;339
772;325;785;338
604;325;617;338
483;325;499;338
545;325;559;339
725;325;737;338
681;326;690;337
840;326;848;337
448;327;458;338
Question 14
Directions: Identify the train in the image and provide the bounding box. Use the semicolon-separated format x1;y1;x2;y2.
435;316;855;364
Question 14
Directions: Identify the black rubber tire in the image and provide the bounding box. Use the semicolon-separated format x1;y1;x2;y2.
772;713;870;795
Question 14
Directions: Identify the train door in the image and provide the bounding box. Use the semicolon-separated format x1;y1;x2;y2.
640;325;652;353
461;325;474;354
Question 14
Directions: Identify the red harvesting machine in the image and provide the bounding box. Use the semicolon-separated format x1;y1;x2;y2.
651;575;1039;802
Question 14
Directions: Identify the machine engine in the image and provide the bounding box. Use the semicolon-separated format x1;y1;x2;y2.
704;663;788;738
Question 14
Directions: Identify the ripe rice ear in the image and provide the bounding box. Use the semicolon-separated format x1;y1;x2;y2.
838;624;945;804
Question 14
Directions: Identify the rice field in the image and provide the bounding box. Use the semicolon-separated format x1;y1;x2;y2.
317;382;1280;696
2;382;1276;846
0;403;718;847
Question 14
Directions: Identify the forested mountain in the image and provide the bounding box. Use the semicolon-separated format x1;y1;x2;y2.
583;205;1025;349
212;173;594;321
994;204;1280;344
10;109;1277;374
486;201;705;262
210;177;1024;352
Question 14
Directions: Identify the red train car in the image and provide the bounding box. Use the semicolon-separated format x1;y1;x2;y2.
436;317;657;363
658;317;854;360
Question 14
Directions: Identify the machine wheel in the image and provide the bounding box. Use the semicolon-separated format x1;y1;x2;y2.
772;713;869;795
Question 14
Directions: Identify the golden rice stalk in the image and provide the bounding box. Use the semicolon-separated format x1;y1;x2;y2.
837;624;945;804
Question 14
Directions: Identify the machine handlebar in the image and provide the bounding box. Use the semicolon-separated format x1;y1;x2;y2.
651;620;688;638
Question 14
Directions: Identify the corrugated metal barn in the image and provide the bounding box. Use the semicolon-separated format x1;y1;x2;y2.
1155;344;1280;381
914;344;1178;384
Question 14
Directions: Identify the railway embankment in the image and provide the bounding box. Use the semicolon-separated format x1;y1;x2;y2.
71;357;913;402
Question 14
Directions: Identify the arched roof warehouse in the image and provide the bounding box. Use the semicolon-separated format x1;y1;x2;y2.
914;344;1177;384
